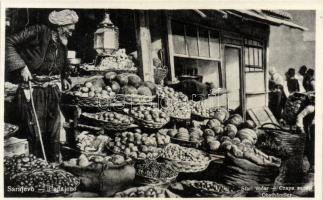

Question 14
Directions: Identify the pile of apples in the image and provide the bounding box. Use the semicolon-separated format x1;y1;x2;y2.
74;82;116;99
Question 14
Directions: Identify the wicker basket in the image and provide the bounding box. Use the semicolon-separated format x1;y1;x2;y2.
11;169;80;196
258;123;306;159
163;158;211;173
170;137;203;148
62;92;115;108
79;67;137;76
132;117;169;129
162;144;212;173
116;94;156;104
154;67;168;84
81;112;136;131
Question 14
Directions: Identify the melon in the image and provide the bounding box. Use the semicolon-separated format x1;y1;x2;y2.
213;108;229;123
127;74;142;88
104;72;117;83
237;128;258;144
212;126;224;135
116;74;129;86
141;81;157;95
111;81;121;93
227;114;243;126
137;86;152;96
121;86;138;95
206;119;222;129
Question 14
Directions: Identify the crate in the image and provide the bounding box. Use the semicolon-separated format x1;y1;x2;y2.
4;137;29;157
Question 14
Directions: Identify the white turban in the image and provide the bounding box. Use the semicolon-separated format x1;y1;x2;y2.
49;9;79;26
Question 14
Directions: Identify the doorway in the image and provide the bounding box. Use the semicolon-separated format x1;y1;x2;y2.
224;46;244;114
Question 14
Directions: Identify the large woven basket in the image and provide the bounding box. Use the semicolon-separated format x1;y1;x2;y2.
133;117;170;129
116;94;156;104
62;92;115;108
258;123;305;159
81;112;136;131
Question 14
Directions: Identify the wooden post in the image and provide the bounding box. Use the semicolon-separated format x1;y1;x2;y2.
165;12;176;83
135;11;154;82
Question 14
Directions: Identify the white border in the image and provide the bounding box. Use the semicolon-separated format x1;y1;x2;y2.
0;1;322;200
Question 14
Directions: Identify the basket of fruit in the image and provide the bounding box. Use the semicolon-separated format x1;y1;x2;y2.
162;128;204;148
62;81;116;108
106;130;171;161
170;180;242;197
114;185;179;198
162;144;212;173
10;168;80;196
80;49;137;75
129;106;170;129
118;94;156;104
81;112;136;131
135;160;178;187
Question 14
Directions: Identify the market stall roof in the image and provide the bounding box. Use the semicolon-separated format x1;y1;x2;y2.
194;9;308;31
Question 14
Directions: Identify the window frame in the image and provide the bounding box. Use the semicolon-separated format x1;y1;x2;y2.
243;38;265;72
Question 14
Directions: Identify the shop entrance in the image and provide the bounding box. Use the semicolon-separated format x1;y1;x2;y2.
224;46;243;113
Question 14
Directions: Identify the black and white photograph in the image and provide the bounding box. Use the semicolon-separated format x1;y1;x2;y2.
1;2;321;198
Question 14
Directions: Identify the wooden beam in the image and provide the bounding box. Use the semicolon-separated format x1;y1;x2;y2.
135;11;154;82
165;12;176;83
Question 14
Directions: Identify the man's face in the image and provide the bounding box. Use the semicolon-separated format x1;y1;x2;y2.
60;24;75;37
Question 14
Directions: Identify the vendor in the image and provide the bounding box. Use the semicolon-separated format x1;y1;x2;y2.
5;9;79;162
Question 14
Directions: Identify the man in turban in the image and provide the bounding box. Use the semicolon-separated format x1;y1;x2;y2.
5;9;79;162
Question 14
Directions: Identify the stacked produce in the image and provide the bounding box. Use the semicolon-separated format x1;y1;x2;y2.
10;169;80;195
162;144;211;172
81;49;137;72
76;131;111;154
170;180;238;197
135;160;178;184
157;86;191;119
104;72;157;103
73;81;116;99
4;154;55;179
107;129;170;160
191;102;230;121
63;154;129;168
81;111;135;130
129;106;169;128
166;127;203;142
114;186;179;198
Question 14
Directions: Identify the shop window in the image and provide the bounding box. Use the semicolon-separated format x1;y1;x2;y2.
174;57;222;89
244;39;264;72
171;20;220;59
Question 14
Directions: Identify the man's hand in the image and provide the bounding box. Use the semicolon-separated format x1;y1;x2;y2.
62;79;71;91
21;66;32;82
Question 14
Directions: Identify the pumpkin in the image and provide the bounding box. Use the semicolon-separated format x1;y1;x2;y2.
213;107;229;123
206;119;222;129
227;114;243;126
212;126;224;135
224;124;238;139
237;128;258;145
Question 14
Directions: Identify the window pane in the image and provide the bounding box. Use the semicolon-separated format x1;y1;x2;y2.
248;47;254;66
254;48;259;67
172;21;186;55
209;30;220;58
198;28;210;57
259;48;263;67
186;25;198;56
244;47;249;65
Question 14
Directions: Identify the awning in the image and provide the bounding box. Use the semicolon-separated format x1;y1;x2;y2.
194;9;308;31
230;10;308;31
